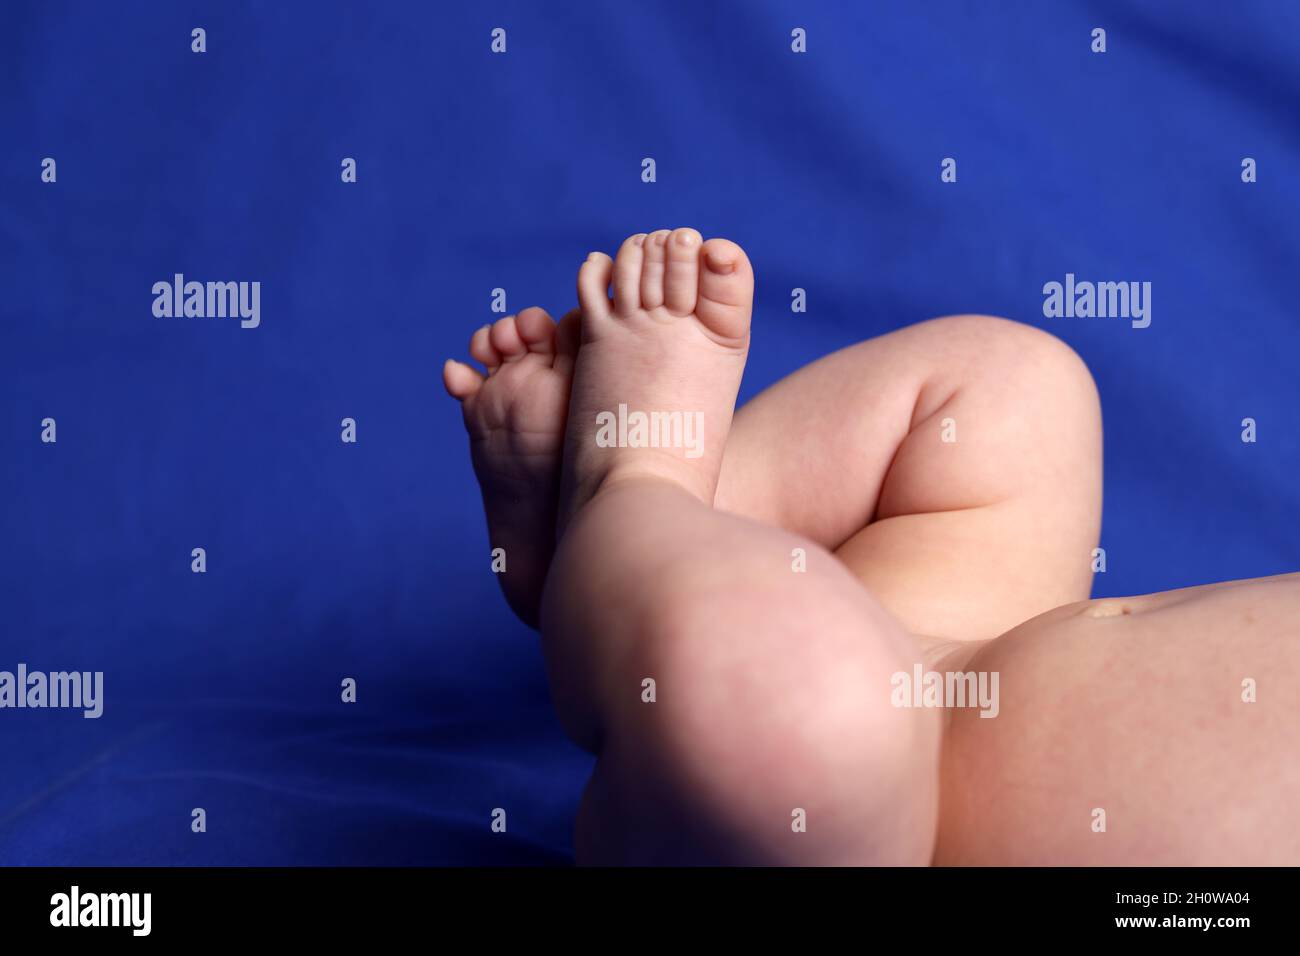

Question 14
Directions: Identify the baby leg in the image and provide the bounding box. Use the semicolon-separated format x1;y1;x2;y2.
543;477;941;865
718;314;1103;642
544;229;937;864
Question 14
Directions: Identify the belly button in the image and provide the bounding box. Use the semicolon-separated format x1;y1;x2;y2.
1082;601;1132;618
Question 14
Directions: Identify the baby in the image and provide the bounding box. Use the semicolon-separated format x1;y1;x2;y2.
443;229;1300;865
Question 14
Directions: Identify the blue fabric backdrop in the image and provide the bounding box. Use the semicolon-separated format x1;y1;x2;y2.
2;0;1297;864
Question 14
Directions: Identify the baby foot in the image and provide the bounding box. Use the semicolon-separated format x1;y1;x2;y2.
558;228;754;532
444;306;579;628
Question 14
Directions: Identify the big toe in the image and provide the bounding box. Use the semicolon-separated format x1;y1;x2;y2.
695;238;753;341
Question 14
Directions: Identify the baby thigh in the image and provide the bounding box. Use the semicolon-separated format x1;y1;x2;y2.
718;314;1102;642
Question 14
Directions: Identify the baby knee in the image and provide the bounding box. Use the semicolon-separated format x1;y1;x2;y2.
938;314;1099;413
